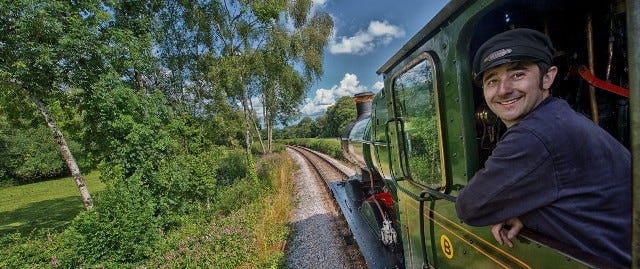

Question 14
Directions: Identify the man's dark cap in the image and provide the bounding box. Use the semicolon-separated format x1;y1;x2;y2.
472;28;555;84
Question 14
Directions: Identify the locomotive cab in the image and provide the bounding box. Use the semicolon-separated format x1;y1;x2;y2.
338;0;636;268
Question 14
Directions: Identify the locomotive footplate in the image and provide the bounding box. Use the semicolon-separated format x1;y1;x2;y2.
329;179;404;269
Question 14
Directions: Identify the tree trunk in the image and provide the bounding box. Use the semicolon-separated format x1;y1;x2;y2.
251;115;266;154
262;95;272;153
134;70;144;92
264;110;272;153
241;79;252;157
267;119;272;153
260;92;273;153
249;96;266;154
24;89;93;209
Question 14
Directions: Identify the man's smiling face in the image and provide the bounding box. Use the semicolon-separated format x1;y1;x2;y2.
482;61;556;127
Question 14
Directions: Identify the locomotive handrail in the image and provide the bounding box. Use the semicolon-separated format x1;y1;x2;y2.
396;116;414;182
370;141;388;146
385;118;405;181
420;186;456;202
393;180;455;203
628;0;639;266
419;191;432;267
385;116;417;183
416;184;457;268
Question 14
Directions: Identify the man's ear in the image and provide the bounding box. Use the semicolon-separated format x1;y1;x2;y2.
542;66;558;90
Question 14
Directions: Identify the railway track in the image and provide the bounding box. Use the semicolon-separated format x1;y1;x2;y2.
286;145;352;185
286;145;368;269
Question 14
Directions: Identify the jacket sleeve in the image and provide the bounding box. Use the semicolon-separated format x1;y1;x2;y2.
455;127;559;226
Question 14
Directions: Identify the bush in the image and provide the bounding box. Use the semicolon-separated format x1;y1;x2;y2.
215;149;249;186
0;123;92;185
152;149;223;225
59;146;255;266
252;152;295;268
146;208;258;269
0;231;64;268
269;142;286;153
212;177;264;215
3;127;66;182
62;180;161;266
146;151;296;268
0;148;295;268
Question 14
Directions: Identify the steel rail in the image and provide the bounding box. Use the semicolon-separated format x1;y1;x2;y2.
286;145;350;185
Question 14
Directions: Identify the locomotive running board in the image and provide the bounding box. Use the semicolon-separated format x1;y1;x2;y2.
329;180;403;269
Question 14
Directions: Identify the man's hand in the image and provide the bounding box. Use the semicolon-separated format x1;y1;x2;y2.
491;217;523;248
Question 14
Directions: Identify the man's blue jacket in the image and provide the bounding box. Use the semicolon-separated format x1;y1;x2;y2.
456;97;631;266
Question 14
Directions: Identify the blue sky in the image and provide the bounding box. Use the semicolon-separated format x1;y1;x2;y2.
297;0;449;119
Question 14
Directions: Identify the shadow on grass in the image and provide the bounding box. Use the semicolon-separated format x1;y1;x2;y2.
0;196;85;237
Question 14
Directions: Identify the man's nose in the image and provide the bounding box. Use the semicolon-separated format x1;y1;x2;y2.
497;79;513;95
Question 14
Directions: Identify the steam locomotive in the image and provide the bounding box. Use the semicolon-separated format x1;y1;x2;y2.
332;0;638;268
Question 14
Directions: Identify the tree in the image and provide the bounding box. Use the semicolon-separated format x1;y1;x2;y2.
0;0;115;209
149;0;332;154
204;91;245;147
312;115;329;137
294;116;314;138
324;96;356;137
104;0;158;93
257;0;333;151
195;0;332;155
151;0;210;112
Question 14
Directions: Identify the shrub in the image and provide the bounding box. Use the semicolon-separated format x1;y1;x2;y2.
152;149;222;225
146;151;296;268
0;231;64;268
212;177;264;215
59;144;249;266
252;152;295;268
146;208;258;269
216;149;249;186
62;179;161;266
0;149;295;268
3;127;67;183
269;142;286;153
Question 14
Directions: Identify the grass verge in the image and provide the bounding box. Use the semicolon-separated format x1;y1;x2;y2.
0;171;105;237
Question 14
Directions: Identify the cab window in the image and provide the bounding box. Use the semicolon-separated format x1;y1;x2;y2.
392;53;445;189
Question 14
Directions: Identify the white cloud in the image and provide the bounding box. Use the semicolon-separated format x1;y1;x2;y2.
301;73;368;117
300;89;335;117
315;88;336;105
329;20;405;55
311;0;328;5
372;81;384;91
334;73;365;97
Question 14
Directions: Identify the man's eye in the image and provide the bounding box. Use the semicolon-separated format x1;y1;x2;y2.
512;72;525;79
484;79;497;87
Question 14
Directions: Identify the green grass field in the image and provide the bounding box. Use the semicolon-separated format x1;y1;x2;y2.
0;171;105;237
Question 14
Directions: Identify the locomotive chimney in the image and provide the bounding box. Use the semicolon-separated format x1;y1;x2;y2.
341;92;375;140
353;92;375;121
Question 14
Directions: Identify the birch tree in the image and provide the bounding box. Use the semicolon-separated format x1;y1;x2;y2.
153;0;330;156
0;0;114;209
